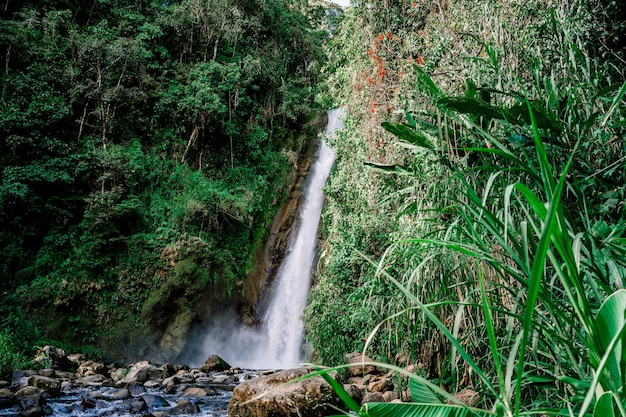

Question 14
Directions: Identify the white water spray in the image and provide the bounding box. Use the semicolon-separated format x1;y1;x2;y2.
190;109;343;369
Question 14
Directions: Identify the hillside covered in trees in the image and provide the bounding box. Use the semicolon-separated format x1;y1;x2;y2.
0;0;328;363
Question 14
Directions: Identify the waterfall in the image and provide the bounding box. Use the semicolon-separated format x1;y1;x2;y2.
188;109;342;369
259;111;340;368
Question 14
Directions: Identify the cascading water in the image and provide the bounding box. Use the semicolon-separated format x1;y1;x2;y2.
259;111;340;368
188;109;343;369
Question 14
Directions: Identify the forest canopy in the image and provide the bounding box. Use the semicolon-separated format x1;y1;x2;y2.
0;0;327;363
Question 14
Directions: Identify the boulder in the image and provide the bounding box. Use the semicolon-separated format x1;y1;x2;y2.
228;367;342;417
15;386;45;410
144;380;161;389
198;355;230;372
126;381;147;396
34;346;73;371
12;371;38;386
382;391;397;402
130;398;148;413
169;399;200;415
0;387;16;408
343;384;362;403
452;388;479;407
368;378;393;393
19;405;47;417
122;366;150;384
181;387;216;397
75;374;107;386
109;388;132;400
361;392;385;403
27;376;61;396
142;394;170;409
345;353;378;377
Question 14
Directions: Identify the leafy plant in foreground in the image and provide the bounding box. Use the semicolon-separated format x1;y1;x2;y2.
317;58;626;415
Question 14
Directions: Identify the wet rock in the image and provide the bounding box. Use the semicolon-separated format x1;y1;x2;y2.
368;378;393;393
77;361;107;376
109;388;132;400
130;398;148;413
37;369;55;378
19;405;46;417
15;386;45;410
228;367;342;417
198;355;230;372
345;352;378;376
169;399;200;415
0;387;16;407
343;384;362;403
362;392;385;403
148;366;169;382
160;363;176;376
122;366;150;384
27;376;61;396
142;394;170;409
382;391;397;402
75;374;107;386
452;388;479;407
110;367;126;383
144;380;161;389
66;353;85;365
147;412;169;417
181;387;216;397
12;371;38;386
34;346;73;371
81;391;104;409
126;381;147;396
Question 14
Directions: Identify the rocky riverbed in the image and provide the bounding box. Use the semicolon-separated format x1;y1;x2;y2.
0;346;419;417
0;346;258;417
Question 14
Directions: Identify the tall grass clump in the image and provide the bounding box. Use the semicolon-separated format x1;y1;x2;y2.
309;1;625;415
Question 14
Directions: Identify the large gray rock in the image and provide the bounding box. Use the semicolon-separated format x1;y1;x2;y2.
345;352;378;377
228;367;342;417
198;355;230;372
27;376;61;396
14;386;45;410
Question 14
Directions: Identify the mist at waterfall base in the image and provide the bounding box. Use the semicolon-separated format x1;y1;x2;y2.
185;109;342;370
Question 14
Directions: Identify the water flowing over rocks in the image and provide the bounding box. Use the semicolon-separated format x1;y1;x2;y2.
0;346;247;417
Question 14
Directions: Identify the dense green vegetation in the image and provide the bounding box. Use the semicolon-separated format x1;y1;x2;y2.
305;0;626;414
0;0;327;370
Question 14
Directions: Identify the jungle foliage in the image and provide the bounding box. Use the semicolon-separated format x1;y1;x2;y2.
0;0;326;365
306;0;626;414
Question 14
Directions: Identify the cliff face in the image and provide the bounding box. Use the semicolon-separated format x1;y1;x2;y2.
98;113;328;365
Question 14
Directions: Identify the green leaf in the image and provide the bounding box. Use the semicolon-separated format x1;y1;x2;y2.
363;402;490;417
409;378;442;404
438;97;506;121
593;392;617;417
314;368;362;415
601;81;626;127
381;122;435;150
364;161;414;175
594;289;626;392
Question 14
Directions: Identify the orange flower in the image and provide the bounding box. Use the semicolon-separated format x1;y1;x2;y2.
386;31;392;39
417;56;424;65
